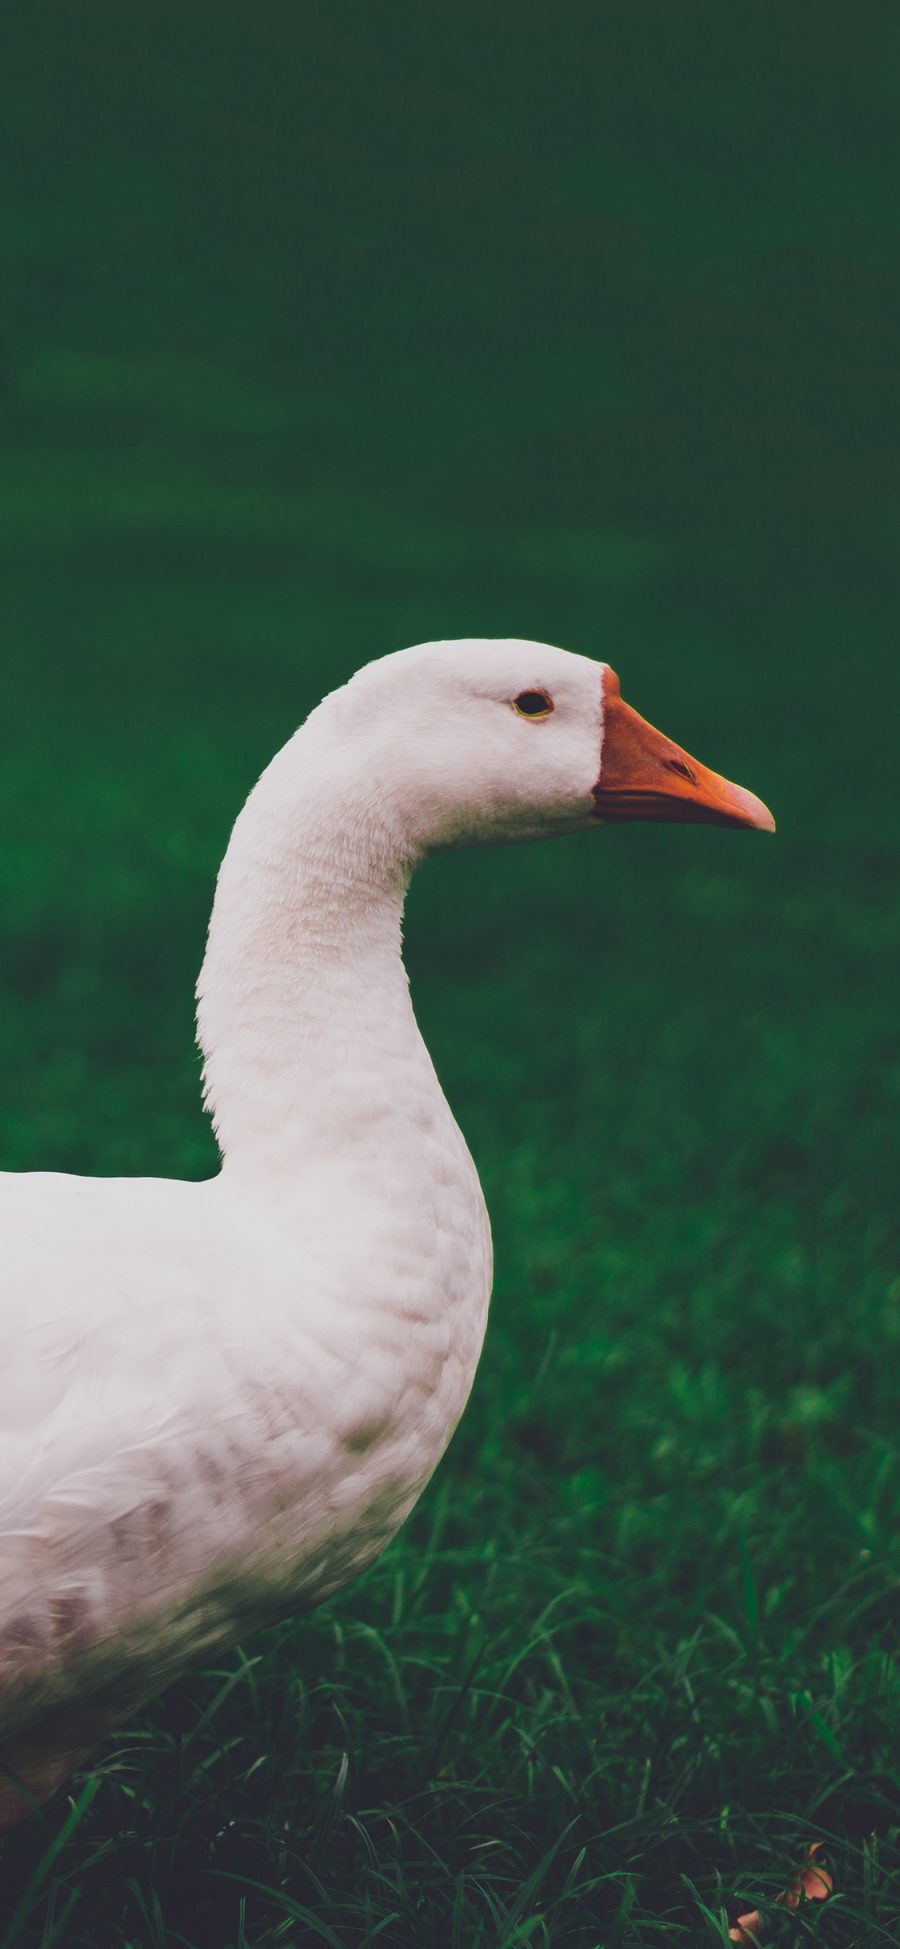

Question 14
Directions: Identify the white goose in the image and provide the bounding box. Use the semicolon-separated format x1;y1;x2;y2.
0;639;773;1827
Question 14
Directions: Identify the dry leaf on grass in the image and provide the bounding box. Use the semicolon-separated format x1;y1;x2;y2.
729;1841;833;1942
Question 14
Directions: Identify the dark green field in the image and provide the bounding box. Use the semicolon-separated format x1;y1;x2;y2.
1;6;898;1943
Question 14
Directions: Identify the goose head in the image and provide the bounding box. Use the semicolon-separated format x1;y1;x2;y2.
325;638;774;855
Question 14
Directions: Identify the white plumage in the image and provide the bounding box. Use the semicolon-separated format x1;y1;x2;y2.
0;638;772;1825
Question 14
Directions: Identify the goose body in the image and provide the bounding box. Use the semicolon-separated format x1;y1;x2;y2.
0;639;772;1825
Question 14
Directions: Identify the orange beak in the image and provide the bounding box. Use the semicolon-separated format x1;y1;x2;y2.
593;668;775;832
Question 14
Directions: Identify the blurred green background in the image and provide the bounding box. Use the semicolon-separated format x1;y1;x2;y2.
0;5;898;1944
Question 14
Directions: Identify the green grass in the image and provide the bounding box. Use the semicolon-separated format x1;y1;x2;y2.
1;4;899;1942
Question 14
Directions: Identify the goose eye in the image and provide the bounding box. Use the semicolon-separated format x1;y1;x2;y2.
512;689;554;719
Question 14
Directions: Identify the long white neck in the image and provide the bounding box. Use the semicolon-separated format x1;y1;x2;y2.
196;722;434;1175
